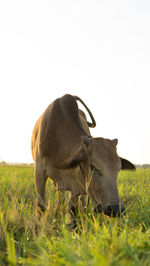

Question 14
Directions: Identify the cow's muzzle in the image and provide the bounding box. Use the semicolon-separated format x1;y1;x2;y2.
104;202;125;217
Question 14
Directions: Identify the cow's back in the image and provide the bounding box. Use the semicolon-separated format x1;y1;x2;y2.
31;95;90;167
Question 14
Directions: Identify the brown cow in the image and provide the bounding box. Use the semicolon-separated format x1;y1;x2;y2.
31;94;135;226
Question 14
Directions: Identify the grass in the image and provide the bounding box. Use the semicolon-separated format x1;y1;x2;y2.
0;165;150;265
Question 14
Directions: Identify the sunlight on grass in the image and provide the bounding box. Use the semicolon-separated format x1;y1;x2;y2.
0;166;150;265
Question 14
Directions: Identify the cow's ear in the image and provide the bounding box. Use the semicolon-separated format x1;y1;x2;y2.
120;157;135;170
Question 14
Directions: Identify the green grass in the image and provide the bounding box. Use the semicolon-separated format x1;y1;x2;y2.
0;165;150;265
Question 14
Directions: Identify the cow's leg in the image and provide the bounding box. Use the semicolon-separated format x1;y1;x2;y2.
68;194;87;229
80;194;87;210
34;161;48;215
68;194;79;229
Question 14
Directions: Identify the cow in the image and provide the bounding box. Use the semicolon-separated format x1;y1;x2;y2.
31;94;135;227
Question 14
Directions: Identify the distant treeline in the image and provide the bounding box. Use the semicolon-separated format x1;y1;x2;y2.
0;161;33;166
0;161;7;165
135;164;150;169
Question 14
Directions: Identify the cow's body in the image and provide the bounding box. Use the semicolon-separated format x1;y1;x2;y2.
31;94;135;225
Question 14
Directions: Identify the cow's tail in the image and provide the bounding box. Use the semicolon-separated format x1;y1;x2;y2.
74;96;96;128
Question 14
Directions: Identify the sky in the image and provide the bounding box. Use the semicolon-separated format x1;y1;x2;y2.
0;0;150;164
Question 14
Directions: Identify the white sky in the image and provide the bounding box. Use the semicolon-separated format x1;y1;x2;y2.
0;0;150;164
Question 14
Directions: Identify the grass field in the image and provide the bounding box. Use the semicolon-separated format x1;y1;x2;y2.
0;165;150;265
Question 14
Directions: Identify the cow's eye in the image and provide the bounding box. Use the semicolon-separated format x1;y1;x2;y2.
91;165;102;176
91;165;95;172
95;168;103;176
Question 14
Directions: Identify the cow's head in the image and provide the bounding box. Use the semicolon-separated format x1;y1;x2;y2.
81;137;135;217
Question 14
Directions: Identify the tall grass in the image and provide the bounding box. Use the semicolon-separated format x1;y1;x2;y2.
0;165;150;265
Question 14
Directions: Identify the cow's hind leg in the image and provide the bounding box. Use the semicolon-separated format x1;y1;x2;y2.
34;161;48;216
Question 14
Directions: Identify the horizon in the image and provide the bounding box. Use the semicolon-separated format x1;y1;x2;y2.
1;161;150;167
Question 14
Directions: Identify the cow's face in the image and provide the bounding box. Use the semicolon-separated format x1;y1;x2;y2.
84;137;125;217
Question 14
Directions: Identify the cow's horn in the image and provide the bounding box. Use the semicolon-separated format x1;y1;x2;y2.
112;139;118;146
81;136;92;146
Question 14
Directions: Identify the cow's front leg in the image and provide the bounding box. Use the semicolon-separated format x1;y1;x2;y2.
34;161;48;216
68;194;87;229
68;194;79;229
